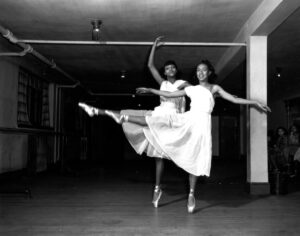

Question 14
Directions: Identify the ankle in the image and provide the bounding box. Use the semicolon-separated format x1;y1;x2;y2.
122;114;129;122
154;185;160;192
189;189;194;196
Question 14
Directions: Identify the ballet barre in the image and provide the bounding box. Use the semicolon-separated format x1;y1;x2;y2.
17;40;246;47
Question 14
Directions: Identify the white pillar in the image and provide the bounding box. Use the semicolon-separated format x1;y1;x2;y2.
246;36;269;194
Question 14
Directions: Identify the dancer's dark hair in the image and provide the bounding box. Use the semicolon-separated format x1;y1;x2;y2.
163;60;178;70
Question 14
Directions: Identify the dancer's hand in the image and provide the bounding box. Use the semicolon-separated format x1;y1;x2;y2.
255;101;271;113
136;87;152;94
154;36;165;47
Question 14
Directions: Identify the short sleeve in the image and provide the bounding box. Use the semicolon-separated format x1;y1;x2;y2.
174;80;187;88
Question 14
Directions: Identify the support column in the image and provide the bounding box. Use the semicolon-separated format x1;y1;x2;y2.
246;36;269;195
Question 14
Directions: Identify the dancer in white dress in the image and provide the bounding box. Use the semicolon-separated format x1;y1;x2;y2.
120;36;190;208
79;60;270;213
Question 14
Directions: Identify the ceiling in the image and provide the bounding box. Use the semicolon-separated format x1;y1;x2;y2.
0;0;300;97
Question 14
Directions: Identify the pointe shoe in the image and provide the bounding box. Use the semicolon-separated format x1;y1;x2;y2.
105;110;127;124
78;102;98;117
152;187;162;208
187;193;196;213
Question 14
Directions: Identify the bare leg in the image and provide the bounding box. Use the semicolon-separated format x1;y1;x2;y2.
106;110;148;126
189;174;198;191
187;174;197;213
155;158;164;186
152;158;164;208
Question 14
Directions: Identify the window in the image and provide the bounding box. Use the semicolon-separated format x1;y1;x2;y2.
17;68;50;128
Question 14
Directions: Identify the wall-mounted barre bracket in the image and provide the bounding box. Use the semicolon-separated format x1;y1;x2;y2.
0;45;33;57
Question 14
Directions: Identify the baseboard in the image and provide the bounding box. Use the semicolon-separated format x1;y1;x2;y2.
246;182;270;195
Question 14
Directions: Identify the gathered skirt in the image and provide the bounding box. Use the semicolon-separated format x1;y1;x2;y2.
121;109;212;176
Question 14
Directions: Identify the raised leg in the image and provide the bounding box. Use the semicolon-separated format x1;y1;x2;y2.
106;110;148;125
78;103;148;126
104;110;124;124
127;115;147;126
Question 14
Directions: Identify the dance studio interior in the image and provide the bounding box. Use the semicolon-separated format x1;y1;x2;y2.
1;1;300;235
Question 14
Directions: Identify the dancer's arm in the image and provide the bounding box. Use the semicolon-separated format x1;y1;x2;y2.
136;87;186;98
177;81;191;89
213;85;271;112
148;36;165;85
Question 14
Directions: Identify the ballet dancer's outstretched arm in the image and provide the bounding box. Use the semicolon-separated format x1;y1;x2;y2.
147;36;165;85
136;87;187;98
212;85;271;113
137;86;271;113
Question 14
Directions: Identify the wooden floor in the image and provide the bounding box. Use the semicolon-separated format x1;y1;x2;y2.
1;159;300;236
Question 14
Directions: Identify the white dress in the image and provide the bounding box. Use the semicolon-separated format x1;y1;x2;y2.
144;85;215;176
121;80;186;158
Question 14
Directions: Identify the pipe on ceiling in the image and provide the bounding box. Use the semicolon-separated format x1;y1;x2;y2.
17;39;246;47
0;25;80;86
56;81;80;88
0;45;33;57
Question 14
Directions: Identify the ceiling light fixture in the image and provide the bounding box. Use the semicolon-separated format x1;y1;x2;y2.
91;19;102;41
120;70;126;79
275;67;282;78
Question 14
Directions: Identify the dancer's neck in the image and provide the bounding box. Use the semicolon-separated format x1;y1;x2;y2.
166;77;176;84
